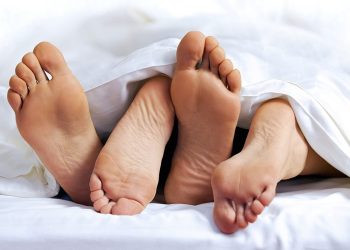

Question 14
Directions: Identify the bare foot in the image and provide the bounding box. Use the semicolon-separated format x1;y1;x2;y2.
7;42;102;205
90;76;174;215
164;31;241;204
211;99;340;234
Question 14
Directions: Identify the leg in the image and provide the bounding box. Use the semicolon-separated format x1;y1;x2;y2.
90;76;174;215
212;98;343;234
164;31;241;204
7;42;102;205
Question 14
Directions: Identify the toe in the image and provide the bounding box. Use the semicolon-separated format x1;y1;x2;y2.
213;198;238;234
100;202;115;214
244;206;257;223
236;204;248;229
33;42;70;77
7;89;22;112
22;52;48;83
9;75;28;99
200;49;210;69
209;46;225;76
111;198;145;215
227;69;241;93
201;36;218;70
258;185;276;206
250;199;264;215
218;59;233;85
93;196;109;211
89;173;102;192
90;190;104;202
205;36;219;53
15;62;37;91
176;31;205;71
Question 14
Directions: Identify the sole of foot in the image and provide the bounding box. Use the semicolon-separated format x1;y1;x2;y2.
164;31;241;204
7;42;102;205
90;76;174;215
211;98;332;234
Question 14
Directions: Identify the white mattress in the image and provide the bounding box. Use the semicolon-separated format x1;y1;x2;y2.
1;1;350;249
1;177;350;250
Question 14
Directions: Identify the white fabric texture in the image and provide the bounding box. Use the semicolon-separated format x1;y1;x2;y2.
1;178;350;250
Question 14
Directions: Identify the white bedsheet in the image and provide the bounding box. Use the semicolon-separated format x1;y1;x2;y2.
1;177;350;250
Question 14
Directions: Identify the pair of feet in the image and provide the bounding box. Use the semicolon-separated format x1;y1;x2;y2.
7;31;328;234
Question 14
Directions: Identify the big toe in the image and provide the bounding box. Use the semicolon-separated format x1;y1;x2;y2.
176;31;205;71
33;42;70;77
213;198;238;234
111;198;145;215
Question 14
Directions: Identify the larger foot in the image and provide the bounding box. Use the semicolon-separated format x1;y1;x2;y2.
7;42;102;204
164;31;241;204
90;76;174;215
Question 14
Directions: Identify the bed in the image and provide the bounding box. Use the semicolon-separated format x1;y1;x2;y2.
1;177;350;250
1;1;350;249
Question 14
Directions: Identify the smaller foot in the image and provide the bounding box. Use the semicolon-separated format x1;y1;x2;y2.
212;99;312;234
7;42;102;205
90;76;174;215
164;31;241;204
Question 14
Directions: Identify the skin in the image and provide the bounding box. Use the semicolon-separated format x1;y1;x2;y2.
212;98;344;233
90;76;175;215
164;31;241;205
7;42;102;205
